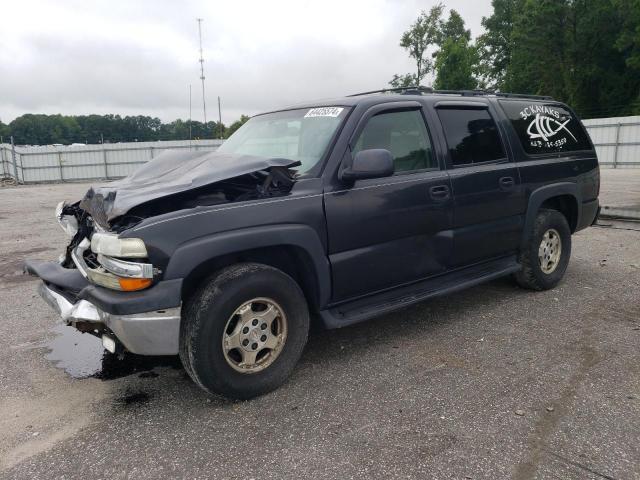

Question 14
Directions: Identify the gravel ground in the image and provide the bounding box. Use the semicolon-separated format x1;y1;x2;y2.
0;179;639;480
598;168;640;211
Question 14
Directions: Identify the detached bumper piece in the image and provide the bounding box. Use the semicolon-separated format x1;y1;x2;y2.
25;260;182;355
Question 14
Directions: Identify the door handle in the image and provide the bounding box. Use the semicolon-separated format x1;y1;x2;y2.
429;185;450;201
499;176;515;191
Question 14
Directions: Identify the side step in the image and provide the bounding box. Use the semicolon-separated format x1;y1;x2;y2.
320;256;520;329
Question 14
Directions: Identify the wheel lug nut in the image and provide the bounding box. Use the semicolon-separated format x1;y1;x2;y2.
242;339;249;346
260;323;267;330
242;327;249;334
251;343;258;350
260;335;267;342
252;319;258;326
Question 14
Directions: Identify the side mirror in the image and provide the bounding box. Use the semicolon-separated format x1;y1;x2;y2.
340;149;394;182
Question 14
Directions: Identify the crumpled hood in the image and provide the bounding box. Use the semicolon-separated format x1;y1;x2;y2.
79;149;299;227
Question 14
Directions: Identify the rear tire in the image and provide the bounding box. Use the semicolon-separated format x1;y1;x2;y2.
515;209;571;291
179;263;310;399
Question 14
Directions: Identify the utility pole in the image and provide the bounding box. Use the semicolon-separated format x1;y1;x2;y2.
189;84;193;147
197;18;207;125
218;96;223;139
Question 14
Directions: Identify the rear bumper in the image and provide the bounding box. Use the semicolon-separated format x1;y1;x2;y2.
26;260;182;355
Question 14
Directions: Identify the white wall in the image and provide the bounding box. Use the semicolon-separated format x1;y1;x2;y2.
0;139;223;183
583;115;640;168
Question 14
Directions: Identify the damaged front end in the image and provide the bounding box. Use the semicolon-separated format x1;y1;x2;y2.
26;151;301;355
77;150;301;232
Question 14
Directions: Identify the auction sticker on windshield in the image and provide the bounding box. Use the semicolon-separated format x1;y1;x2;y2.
304;107;344;118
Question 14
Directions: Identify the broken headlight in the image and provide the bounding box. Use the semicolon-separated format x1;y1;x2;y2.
90;233;148;258
97;254;153;278
71;234;155;292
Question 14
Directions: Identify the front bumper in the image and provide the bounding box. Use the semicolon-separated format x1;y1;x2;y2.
26;260;182;355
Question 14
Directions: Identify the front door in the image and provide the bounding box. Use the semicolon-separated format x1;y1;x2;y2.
324;104;454;302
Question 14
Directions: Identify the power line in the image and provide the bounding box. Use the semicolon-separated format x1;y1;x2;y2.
197;18;207;124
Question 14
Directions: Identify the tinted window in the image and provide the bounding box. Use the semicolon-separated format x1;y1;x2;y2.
353;110;436;173
437;108;506;166
499;100;592;154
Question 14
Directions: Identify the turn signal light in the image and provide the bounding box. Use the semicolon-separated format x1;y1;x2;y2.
118;277;153;291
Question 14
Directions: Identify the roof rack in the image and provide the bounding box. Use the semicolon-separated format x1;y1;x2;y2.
347;86;434;97
347;86;554;101
494;92;554;101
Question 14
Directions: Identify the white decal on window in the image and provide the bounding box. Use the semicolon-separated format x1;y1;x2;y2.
519;105;577;149
304;107;344;118
527;113;577;142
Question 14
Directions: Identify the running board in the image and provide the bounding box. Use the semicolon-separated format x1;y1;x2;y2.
319;256;521;329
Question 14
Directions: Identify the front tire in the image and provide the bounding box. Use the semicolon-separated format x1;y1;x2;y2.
180;263;310;399
515;209;572;291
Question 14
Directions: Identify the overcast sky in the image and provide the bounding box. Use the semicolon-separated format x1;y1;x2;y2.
0;0;493;125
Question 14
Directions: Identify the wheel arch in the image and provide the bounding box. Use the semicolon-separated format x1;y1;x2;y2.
163;224;331;311
523;183;581;246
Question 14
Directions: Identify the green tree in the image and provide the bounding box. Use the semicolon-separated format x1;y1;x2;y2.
433;10;478;90
476;0;524;89
440;9;470;43
0;120;10;142
507;0;570;97
389;3;445;87
225;115;250;138
615;0;640;69
479;0;640;117
615;0;640;113
434;38;478;90
3;113;247;145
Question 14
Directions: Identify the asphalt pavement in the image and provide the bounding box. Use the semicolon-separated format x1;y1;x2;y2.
0;174;639;480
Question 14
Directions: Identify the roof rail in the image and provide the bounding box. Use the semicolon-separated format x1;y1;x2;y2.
347;86;434;97
347;86;554;101
431;89;497;97
495;92;554;101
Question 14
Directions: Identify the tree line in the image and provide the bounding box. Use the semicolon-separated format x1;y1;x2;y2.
392;0;640;119
0;113;250;146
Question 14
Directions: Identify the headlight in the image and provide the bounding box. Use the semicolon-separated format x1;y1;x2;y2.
55;201;78;237
87;268;152;291
91;233;148;258
72;236;154;292
97;254;153;278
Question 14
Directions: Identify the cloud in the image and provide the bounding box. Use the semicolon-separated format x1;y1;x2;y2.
0;0;492;124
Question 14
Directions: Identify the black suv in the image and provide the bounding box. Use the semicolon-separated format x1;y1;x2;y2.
26;87;600;399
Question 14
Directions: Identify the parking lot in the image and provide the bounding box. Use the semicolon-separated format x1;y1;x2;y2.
1;173;639;479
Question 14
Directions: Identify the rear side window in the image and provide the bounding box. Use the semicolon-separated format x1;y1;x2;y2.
352;109;437;173
499;100;592;154
436;108;506;166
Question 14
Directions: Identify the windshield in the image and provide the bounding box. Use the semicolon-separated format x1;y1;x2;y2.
217;107;348;174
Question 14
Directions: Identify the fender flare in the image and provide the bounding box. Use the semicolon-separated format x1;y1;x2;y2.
522;182;581;246
163;224;331;307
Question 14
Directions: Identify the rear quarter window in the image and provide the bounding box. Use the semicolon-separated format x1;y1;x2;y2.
436;108;506;166
499;100;592;155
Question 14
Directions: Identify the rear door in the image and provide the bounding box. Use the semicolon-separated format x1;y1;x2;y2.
324;102;454;302
432;102;525;267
